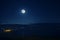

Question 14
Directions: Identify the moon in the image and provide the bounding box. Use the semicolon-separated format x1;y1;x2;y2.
21;9;26;14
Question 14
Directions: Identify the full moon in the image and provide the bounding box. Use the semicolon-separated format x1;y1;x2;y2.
21;9;26;14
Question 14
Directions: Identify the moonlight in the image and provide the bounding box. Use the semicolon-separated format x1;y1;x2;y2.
21;9;26;14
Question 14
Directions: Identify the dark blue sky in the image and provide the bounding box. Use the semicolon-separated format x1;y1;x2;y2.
0;0;60;24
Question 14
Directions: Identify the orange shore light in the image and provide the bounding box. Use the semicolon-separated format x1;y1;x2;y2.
3;29;12;32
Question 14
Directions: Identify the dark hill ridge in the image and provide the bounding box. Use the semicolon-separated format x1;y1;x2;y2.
0;23;59;36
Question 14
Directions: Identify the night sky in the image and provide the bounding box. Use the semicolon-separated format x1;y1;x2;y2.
0;0;60;24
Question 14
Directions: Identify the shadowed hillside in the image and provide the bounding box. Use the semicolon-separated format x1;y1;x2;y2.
0;23;60;40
